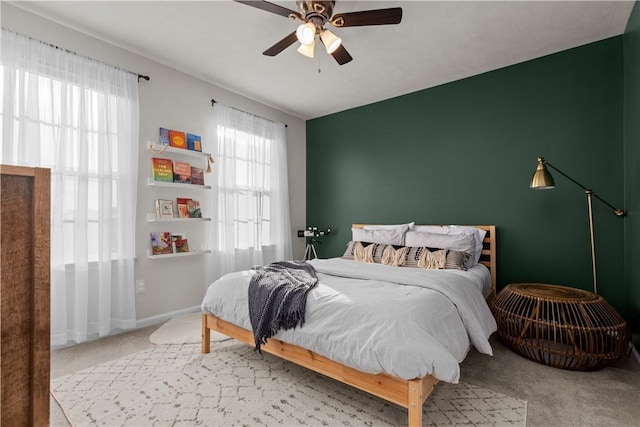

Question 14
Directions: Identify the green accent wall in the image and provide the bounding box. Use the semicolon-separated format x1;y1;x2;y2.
307;36;628;318
624;0;640;345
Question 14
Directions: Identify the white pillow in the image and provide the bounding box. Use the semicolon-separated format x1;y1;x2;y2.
404;231;476;268
363;222;415;231
351;227;406;246
412;225;486;265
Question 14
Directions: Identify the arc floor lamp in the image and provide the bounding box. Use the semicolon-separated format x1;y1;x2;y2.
530;156;626;295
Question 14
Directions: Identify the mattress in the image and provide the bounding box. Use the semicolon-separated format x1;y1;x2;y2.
201;257;496;383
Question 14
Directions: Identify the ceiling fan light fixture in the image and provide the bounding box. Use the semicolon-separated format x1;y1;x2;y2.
320;29;341;54
296;22;316;45
297;38;315;58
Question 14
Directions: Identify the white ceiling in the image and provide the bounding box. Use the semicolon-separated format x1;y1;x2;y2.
8;1;635;120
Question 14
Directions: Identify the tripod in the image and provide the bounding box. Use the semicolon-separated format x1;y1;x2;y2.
303;238;319;260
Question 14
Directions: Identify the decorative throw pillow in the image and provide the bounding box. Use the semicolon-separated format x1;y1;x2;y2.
444;250;470;270
342;241;385;262
404;247;441;268
417;248;447;269
342;240;357;260
404;246;468;270
353;241;380;263
381;245;410;267
343;241;469;270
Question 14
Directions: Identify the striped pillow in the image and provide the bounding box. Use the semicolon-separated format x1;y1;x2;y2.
343;241;469;270
342;241;384;263
381;245;411;266
443;250;470;270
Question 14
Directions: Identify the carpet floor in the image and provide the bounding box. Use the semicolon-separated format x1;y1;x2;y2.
51;340;526;426
149;312;230;345
51;314;640;426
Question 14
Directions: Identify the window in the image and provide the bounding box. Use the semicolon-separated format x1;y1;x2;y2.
210;103;292;279
1;28;139;345
0;67;124;265
216;125;274;250
1;68;124;264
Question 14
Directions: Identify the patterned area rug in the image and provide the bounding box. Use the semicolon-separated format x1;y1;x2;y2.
51;341;527;426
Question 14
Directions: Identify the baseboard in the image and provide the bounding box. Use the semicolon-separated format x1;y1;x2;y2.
136;305;201;329
632;343;640;365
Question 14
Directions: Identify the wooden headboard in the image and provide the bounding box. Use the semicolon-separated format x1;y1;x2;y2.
351;224;497;300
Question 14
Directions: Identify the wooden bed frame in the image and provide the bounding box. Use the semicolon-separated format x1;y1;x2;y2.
202;225;496;426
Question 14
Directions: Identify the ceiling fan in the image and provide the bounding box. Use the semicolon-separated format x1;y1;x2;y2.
234;1;403;65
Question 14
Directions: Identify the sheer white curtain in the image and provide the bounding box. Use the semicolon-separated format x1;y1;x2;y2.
0;29;139;346
208;103;292;284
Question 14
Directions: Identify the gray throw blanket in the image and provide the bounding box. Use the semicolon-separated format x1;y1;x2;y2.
248;261;318;352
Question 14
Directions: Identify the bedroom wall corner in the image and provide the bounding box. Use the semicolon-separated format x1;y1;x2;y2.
623;0;640;349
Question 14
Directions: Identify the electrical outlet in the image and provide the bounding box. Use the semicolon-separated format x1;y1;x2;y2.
135;279;146;294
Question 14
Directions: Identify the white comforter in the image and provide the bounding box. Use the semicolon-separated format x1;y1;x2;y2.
201;258;497;383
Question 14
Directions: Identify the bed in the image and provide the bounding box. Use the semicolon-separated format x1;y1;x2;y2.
201;224;497;426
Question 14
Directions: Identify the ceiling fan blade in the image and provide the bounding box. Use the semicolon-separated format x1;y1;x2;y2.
263;31;298;56
233;0;302;20
331;44;353;65
330;8;403;27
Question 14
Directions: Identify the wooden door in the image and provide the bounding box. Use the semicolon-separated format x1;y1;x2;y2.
0;165;51;426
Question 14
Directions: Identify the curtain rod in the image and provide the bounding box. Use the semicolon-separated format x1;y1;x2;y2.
211;99;287;128
2;28;150;82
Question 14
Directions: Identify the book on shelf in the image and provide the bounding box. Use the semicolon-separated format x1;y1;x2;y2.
176;197;190;218
155;199;175;219
169;129;187;149
159;127;170;146
173;160;191;184
176;198;202;218
172;233;190;253
150;231;173;255
151;157;173;182
186;133;202;152
187;199;202;218
190;166;205;185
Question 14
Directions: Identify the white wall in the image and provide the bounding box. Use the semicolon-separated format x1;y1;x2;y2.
1;3;307;323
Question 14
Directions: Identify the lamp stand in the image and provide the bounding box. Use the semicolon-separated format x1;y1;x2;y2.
531;157;626;295
523;157;630;370
586;190;598;295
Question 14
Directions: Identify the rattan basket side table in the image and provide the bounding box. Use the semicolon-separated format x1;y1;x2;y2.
491;283;629;371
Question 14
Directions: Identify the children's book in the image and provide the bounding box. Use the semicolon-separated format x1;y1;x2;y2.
150;232;173;255
173;160;191;184
151;158;173;182
155;199;175;219
169;129;186;149
190;166;205;185
172;233;190;253
187;199;202;218
159;127;170;146
176;197;191;218
186;133;202;152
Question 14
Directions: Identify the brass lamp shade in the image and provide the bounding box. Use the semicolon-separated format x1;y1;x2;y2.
530;158;555;189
